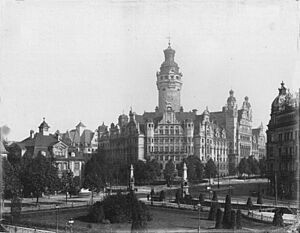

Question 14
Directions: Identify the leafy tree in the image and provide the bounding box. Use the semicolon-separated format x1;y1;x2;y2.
164;160;175;186
238;158;250;176
205;158;217;179
20;153;59;204
3;158;22;199
178;156;204;182
259;157;267;177
134;160;147;184
61;170;74;202
83;155;106;194
145;159;161;183
222;194;232;229
247;156;260;175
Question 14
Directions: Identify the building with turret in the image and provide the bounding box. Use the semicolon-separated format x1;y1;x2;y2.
266;82;299;198
98;43;265;175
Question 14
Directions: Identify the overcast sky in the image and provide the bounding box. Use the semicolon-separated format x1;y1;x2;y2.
0;0;299;141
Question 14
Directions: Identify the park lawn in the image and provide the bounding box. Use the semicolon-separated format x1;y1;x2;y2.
16;206;280;233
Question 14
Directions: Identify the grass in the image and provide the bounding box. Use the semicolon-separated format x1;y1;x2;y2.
13;205;280;233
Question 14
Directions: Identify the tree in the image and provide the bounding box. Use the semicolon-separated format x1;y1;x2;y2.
238;158;250;176
273;208;284;227
215;208;223;229
205;158;217;179
178;156;204;182
134;160;147;184
199;193;204;205
20;153;59;204
83;155;105;194
164;160;175;186
3;158;22;199
144;159;161;183
222;194;232;229
61;170;74;202
257;192;263;204
236;209;242;229
230;210;236;229
247;156;260;175
259;157;267;177
212;191;218;201
246;197;253;210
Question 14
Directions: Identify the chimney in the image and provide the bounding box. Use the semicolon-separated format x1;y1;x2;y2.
30;130;34;139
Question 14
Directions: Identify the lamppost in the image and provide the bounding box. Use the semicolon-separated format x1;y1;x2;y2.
197;203;201;233
68;218;74;233
55;204;59;233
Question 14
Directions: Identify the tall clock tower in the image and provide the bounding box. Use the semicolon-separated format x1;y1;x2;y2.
156;42;183;112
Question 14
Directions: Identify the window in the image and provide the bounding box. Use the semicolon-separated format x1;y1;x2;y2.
75;162;80;170
176;129;179;134
165;129;169;135
165;147;169;152
279;134;282;142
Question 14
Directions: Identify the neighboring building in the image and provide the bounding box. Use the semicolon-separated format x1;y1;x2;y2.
266;82;299;198
98;43;265;175
61;122;98;157
7;119;85;178
252;123;266;160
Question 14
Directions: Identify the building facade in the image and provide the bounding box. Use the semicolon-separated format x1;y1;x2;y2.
98;43;265;175
266;82;299;198
7;119;86;178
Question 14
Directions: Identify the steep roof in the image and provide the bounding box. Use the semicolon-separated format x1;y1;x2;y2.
209;111;226;128
76;122;86;128
80;129;94;145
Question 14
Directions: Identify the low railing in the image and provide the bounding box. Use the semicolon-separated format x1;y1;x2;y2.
3;225;55;233
247;210;297;225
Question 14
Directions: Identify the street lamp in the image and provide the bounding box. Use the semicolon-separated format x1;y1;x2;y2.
197;203;201;233
55;204;59;233
68;218;74;233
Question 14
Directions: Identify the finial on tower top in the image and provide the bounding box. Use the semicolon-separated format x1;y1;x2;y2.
166;35;171;47
43;117;45;122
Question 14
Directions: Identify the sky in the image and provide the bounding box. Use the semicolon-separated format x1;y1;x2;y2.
0;0;299;141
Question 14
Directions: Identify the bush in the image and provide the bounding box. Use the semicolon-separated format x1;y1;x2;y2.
208;200;219;221
87;202;105;223
257;192;263;204
199;193;204;204
222;194;231;229
212;191;218;201
230;210;236;229
88;192;151;224
246;197;253;209
236;209;242;229
215;208;223;229
159;190;165;202
273;208;284;227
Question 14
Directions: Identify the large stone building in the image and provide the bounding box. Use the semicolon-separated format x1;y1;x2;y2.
266;82;299;198
98;43;265;175
7;119;86;178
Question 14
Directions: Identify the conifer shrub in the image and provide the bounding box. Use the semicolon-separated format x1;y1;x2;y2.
257;192;263;204
212;191;218;201
236;209;242;229
222;194;232;229
272;208;284;227
199;193;204;204
215;208;223;229
159;190;165;202
208;200;219;221
230;210;236;229
246;197;253;209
